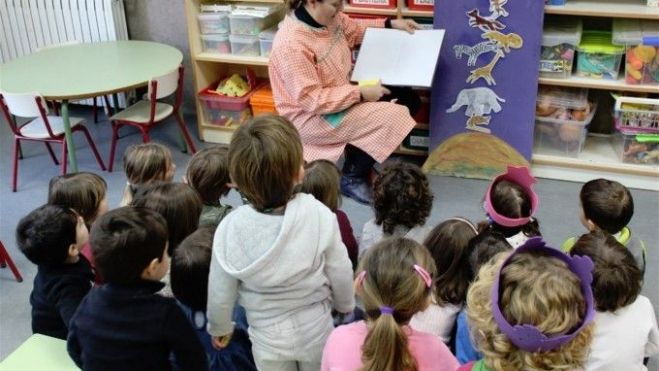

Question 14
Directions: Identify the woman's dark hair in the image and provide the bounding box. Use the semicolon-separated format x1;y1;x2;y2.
481;179;541;238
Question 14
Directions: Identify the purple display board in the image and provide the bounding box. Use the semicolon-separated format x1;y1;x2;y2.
423;0;544;179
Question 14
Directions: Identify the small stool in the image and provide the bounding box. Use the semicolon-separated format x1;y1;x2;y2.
0;240;23;282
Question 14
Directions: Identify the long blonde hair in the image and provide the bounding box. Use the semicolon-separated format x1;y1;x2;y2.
467;251;594;371
357;237;436;371
120;143;174;206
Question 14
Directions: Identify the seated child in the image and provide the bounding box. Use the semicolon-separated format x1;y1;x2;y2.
16;204;93;340
459;238;595;371
321;237;459;371
455;230;512;364
570;231;658;370
67;207;207;370
119;142;175;206
207;115;354;370
300;159;358;268
185;146;233;227
479;166;541;248
171;226;256;371
410;217;478;344
360;161;434;255
562;178;646;276
48;172;108;284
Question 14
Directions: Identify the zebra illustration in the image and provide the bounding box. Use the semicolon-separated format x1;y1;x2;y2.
453;41;499;66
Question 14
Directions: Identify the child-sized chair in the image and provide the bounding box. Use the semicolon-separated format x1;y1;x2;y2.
107;65;197;171
0;93;106;192
0;240;23;282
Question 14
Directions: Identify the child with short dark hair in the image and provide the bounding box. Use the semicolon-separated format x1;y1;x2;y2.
410;217;478;344
48;172;109;284
171;226;256;371
67;207;207;371
479;166;541;248
207;115;354;370
360;160;434;255
16;204;93;340
570;231;658;370
120;142;175;206
300;159;358;268
185;146;233;227
562;178;646;276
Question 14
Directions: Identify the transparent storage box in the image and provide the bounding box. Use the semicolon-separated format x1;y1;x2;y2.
612;19;659;85
614;96;659;134
540;18;582;79
201;33;231;54
198;12;230;34
198;79;264;127
229;34;260;56
614;132;659;164
229;13;277;36
259;27;277;57
576;31;624;80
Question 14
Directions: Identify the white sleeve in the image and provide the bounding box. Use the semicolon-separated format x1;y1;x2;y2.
324;219;355;313
206;249;238;337
645;299;659;357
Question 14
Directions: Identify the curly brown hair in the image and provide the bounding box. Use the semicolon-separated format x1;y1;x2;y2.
373;161;433;235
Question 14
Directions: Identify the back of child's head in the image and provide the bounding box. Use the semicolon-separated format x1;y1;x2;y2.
170;226;215;311
48;172;108;226
185;146;231;205
300;159;341;212
357;237;436;371
131;182;202;256
16;204;81;266
229;115;303;211
580;178;634;234
423;217;477;306
467;239;594;370
482;166;540;238
121;143;174;205
570;230;641;312
373;161;433;235
90;206;168;285
467;230;512;281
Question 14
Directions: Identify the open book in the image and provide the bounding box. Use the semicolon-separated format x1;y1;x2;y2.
351;28;445;88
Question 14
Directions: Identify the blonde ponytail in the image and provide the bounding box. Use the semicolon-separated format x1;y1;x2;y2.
361;312;416;371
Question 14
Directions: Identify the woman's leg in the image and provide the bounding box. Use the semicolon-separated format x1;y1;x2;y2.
341;145;375;204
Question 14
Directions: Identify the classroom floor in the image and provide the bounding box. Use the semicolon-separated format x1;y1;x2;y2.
0;106;657;369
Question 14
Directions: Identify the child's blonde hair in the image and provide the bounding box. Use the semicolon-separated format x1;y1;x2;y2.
120;143;174;206
229;115;303;211
48;172;107;226
467;249;594;371
300;159;341;211
357;237;436;371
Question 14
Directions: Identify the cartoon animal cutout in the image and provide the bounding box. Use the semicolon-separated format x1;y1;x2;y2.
466;115;492;133
489;0;509;18
481;31;523;52
446;87;505;117
454;41;499;66
467;9;505;32
466;49;505;85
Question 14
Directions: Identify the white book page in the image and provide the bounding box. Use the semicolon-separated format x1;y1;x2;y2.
351;28;445;88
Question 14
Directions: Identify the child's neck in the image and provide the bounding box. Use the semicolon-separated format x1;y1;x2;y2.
64;255;80;264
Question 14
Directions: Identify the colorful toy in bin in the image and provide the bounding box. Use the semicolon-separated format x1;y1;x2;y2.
198;69;262;127
614;96;659;134
625;42;659;85
619;133;659;164
576;31;624;80
540;17;582;79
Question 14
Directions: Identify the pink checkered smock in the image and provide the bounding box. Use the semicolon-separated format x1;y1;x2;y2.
268;13;417;163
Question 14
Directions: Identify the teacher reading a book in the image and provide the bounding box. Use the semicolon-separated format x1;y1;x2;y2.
268;0;421;204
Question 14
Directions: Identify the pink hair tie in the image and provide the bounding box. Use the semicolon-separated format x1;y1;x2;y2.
413;264;432;288
356;270;367;287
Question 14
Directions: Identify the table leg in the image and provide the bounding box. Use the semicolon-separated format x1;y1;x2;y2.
61;100;78;172
112;93;120;115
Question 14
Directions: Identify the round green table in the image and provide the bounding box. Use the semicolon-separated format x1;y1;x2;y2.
0;40;183;172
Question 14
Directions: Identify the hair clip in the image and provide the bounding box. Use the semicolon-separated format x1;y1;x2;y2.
356;270;367;287
491;237;595;352
379;306;394;315
446;217;478;234
413;264;432;288
484;166;539;228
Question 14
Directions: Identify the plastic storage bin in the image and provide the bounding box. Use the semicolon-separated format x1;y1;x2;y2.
249;85;277;116
612;19;659;85
229;13;277;36
576;31;624;80
198;79;264;127
406;0;433;12
259;27;276;57
614;96;659;134
198;12;230;34
201;33;231;54
230;34;260;56
540;18;582;79
348;0;396;9
534;86;596;157
615;132;659;164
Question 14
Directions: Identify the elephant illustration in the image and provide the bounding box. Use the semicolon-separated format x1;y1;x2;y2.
446;87;506;117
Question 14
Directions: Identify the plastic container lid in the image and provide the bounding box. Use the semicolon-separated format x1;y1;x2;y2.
201;33;230;41
537;86;589;110
230;34;259;43
612;19;642;45
250;85;275;105
259;27;277;41
232;3;280;17
198;12;228;20
201;4;233;12
578;31;624;54
542;18;582;47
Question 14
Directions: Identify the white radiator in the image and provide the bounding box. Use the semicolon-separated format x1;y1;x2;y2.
0;0;129;106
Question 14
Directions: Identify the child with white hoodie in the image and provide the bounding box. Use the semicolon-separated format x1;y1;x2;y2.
206;115;355;371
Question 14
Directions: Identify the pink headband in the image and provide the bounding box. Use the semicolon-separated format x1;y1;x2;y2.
484;166;539;228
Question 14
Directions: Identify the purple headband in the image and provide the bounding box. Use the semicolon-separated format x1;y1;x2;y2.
491;237;595;352
484;166;539;227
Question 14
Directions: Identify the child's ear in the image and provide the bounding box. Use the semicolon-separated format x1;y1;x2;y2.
67;243;80;258
141;258;161;280
294;165;305;185
584;218;598;231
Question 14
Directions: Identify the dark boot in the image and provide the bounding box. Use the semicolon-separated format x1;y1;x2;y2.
341;145;375;205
